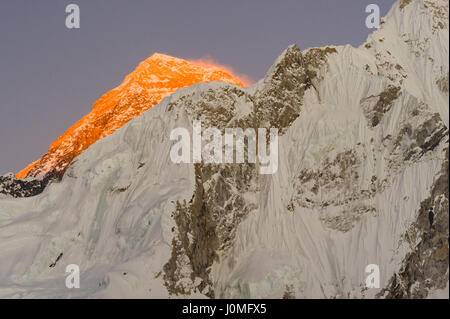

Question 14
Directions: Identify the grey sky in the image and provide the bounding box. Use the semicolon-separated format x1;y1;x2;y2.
0;0;396;174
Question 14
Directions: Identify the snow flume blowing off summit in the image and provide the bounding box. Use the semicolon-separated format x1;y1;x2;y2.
170;120;279;174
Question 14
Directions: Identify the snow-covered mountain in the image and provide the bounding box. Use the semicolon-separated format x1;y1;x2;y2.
0;0;448;298
15;53;245;180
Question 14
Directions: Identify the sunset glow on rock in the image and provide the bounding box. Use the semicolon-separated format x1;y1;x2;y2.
16;53;247;179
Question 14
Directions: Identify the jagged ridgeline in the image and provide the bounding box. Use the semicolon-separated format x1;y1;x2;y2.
0;0;448;299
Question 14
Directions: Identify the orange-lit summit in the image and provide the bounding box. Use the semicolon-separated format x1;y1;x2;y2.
16;53;247;179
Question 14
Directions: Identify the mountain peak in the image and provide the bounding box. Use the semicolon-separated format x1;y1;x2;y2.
145;52;188;64
148;52;177;60
16;53;246;179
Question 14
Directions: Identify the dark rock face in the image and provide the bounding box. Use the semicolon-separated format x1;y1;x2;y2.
0;170;61;198
436;72;449;93
379;145;449;298
361;85;401;128
162;45;319;297
162;40;449;298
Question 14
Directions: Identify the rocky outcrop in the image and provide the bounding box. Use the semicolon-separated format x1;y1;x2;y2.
0;171;60;198
379;145;449;298
163;45;315;297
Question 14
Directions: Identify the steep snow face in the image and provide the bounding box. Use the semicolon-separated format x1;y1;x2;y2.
0;0;448;298
362;0;449;125
212;0;448;299
15;53;246;180
0;98;199;298
211;0;449;299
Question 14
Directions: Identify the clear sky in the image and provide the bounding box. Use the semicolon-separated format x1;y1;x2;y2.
0;0;397;174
